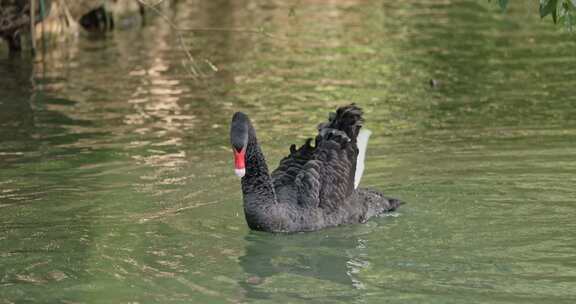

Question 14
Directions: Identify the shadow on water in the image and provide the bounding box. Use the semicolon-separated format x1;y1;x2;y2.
238;223;391;302
0;58;35;152
0;61;96;301
1;0;259;301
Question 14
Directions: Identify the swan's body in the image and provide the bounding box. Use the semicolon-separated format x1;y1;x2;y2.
230;105;402;233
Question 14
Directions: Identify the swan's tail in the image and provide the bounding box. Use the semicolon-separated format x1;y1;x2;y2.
356;188;404;219
386;197;404;211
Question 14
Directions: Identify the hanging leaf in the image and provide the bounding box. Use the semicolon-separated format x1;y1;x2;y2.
559;1;576;31
540;0;559;18
490;0;576;29
552;1;560;23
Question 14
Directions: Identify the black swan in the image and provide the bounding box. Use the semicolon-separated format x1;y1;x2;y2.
230;104;403;232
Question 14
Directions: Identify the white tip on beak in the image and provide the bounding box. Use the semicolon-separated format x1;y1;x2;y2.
235;168;245;178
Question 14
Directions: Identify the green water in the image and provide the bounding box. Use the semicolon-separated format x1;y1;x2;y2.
1;1;576;303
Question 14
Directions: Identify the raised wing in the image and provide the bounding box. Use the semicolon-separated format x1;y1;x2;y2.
271;138;315;189
272;105;364;211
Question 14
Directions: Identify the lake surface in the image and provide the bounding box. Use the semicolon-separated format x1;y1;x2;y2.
1;1;575;303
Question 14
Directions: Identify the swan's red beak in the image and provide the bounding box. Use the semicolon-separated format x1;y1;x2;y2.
233;148;246;178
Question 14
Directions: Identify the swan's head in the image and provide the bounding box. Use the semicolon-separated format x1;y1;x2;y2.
230;112;249;178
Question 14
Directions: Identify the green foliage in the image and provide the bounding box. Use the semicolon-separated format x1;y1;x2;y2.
540;0;576;30
491;0;576;30
488;0;509;10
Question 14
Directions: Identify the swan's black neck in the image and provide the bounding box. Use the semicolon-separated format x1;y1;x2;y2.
241;123;278;229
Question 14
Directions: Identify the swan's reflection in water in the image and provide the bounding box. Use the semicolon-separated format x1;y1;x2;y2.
239;224;382;301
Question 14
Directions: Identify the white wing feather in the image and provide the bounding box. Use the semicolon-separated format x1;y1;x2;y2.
354;128;371;189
